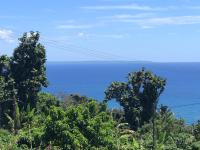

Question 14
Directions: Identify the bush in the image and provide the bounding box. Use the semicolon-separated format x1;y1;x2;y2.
0;129;19;150
192;141;200;150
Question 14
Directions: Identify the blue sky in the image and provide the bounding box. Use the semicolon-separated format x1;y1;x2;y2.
1;0;200;62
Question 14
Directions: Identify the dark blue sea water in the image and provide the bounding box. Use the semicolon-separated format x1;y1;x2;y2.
44;62;200;123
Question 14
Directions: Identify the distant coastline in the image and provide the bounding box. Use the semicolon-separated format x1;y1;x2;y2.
47;60;153;64
47;61;200;64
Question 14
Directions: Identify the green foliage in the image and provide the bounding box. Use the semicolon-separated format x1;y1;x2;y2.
11;31;48;110
194;121;200;141
6;95;118;149
192;141;200;150
137;106;196;150
0;55;11;78
36;92;60;115
116;123;140;150
0;76;5;100
0;32;48;130
14;103;21;130
105;68;166;130
43;100;117;149
0;129;19;150
0;76;5;127
0;55;19;130
110;108;125;123
1;32;200;149
17;124;44;148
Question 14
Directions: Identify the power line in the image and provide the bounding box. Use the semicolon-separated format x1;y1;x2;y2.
41;37;129;60
43;40;110;60
170;102;200;109
43;38;113;58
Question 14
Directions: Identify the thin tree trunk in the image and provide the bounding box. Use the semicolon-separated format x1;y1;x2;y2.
13;96;20;133
153;102;157;150
0;104;2;127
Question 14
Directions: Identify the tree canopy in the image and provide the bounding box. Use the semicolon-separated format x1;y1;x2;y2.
105;68;166;130
11;31;48;110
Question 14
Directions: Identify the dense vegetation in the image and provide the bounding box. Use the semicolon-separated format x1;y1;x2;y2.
0;32;200;150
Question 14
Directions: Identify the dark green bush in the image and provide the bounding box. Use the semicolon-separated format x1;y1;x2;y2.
192;141;200;150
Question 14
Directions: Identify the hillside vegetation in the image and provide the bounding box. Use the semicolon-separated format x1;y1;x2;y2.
0;32;200;150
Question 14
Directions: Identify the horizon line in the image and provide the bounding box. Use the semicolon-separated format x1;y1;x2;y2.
46;60;200;63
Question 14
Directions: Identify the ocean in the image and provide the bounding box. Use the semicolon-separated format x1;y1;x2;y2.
44;62;200;123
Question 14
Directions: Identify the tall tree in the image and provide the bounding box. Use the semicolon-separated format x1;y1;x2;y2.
105;68;166;130
11;31;48;110
0;76;5;127
0;55;20;130
0;56;9;105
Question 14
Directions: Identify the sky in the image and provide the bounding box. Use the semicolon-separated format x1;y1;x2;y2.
1;0;200;62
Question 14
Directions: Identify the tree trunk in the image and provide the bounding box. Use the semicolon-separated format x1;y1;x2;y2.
152;102;157;150
13;96;20;133
0;104;2;127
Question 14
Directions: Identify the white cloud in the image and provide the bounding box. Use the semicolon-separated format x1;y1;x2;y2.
77;32;90;38
100;13;154;21
105;15;200;28
82;3;200;12
82;4;165;11
136;15;200;28
0;29;14;43
57;24;93;29
77;32;85;37
76;32;126;39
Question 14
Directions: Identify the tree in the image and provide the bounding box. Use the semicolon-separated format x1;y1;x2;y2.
0;76;5;127
105;68;166;130
11;31;48;110
137;106;195;150
0;55;20;130
194;120;200;141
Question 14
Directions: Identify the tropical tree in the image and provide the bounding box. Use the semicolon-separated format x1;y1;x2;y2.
0;55;20;130
0;76;5;127
11;31;48;110
105;68;166;130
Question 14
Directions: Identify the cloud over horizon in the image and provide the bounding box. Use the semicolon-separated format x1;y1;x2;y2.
82;3;165;11
105;15;200;28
